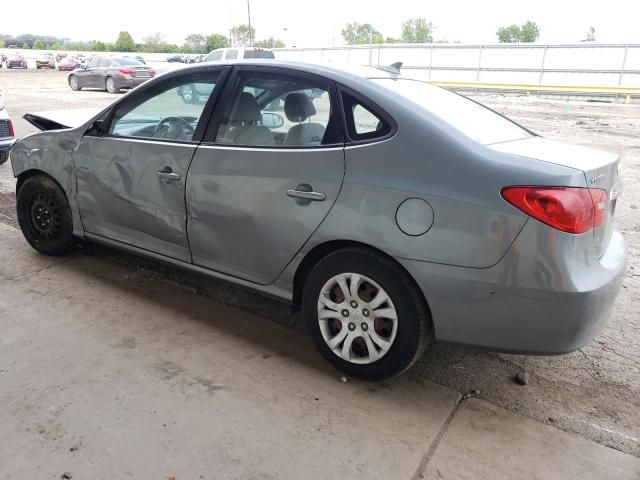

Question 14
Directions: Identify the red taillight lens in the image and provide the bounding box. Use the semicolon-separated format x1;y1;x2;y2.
501;186;607;234
118;68;135;75
149;69;156;76
8;120;14;137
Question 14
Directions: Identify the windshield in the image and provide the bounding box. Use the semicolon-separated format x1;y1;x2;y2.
373;79;531;145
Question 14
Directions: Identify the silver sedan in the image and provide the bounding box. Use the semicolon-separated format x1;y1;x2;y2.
10;60;626;380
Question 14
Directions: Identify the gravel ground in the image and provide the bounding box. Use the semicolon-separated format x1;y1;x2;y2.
1;69;639;456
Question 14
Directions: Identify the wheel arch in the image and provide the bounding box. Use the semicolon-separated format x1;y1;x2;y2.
292;239;434;330
17;169;70;204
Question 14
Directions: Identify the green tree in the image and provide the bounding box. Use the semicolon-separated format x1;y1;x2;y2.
401;18;433;43
33;39;45;50
0;40;5;48
142;32;166;52
115;31;136;51
183;34;207;53
230;24;255;47
254;37;285;48
497;21;539;43
92;41;107;51
497;24;521;42
520;21;539;42
206;33;228;52
341;22;383;44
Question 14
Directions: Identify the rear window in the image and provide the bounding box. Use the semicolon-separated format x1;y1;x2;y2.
243;49;275;59
114;58;143;66
373;79;531;145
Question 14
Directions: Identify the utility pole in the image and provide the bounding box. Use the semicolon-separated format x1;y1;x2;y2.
368;24;373;66
247;0;253;47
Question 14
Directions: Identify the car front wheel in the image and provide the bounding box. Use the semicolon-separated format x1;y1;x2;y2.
302;248;430;381
16;175;75;256
0;152;9;165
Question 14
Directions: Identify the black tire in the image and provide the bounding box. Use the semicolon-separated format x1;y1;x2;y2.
302;247;430;381
69;75;81;91
105;76;119;94
0;152;9;165
16;175;75;256
181;84;197;104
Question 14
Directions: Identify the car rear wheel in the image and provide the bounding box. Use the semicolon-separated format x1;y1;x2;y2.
69;75;81;91
0;152;9;165
181;84;197;104
17;175;75;256
302;248;430;381
105;77;119;94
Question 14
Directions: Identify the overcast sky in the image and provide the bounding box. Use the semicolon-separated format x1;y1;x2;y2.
2;0;639;46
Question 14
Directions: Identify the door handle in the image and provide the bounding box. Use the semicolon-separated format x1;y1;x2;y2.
287;187;326;201
156;168;181;182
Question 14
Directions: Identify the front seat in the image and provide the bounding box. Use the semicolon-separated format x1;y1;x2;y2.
227;92;275;146
283;93;326;146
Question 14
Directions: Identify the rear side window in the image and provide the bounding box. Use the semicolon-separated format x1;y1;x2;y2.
243;50;275;59
341;92;391;142
206;50;223;61
225;50;238;60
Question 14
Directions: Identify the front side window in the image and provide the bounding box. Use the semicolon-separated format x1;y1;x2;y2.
109;73;220;142
225;50;238;60
88;58;100;68
215;71;334;147
98;58;111;68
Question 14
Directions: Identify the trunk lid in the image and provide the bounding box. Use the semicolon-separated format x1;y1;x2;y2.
491;136;621;258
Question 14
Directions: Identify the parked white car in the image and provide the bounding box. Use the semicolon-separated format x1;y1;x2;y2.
0;97;15;165
204;47;274;62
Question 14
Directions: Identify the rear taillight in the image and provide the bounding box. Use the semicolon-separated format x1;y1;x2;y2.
149;69;156;76
118;68;135;75
501;186;607;234
8;120;14;137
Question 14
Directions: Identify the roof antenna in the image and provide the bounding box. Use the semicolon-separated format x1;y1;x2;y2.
390;61;403;71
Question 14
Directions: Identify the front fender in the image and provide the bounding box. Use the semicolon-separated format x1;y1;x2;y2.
11;130;85;236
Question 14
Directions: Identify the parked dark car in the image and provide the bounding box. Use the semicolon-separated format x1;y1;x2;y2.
167;54;184;63
58;57;81;72
36;53;56;69
68;57;156;94
6;54;28;69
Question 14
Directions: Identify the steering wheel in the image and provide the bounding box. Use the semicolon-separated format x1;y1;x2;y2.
153;116;195;140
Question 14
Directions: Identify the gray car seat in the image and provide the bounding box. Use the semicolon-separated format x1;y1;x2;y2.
283;93;325;145
227;92;275;146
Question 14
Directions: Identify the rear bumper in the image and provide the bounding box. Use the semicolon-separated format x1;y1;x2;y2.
116;77;152;89
400;225;627;354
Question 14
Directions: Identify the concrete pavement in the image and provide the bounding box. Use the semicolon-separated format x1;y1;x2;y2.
1;222;638;479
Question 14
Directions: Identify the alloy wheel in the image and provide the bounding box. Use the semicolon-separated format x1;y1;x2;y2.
317;272;398;365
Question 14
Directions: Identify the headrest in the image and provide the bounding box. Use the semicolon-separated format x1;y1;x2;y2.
234;92;261;122
284;93;316;122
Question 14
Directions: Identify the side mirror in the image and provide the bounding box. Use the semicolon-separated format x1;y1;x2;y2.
261;112;284;129
82;64;89;70
87;118;109;137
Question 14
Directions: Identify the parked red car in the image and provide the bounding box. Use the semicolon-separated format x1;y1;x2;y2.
6;54;28;69
58;57;81;72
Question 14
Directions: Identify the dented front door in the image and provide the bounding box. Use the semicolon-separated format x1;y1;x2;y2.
74;137;195;262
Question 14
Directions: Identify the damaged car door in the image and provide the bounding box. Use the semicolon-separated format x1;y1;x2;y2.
73;68;227;261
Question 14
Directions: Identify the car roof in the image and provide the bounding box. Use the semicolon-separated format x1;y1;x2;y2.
178;59;401;83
